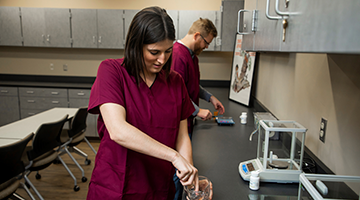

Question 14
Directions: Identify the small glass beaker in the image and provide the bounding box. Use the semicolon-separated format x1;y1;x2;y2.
183;176;211;200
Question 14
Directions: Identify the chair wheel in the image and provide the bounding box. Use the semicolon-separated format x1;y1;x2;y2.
85;159;91;165
74;185;80;192
25;182;31;188
82;177;87;182
53;159;61;164
35;173;41;179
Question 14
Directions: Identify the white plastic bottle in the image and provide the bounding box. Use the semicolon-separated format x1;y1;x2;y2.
240;112;247;124
249;171;260;190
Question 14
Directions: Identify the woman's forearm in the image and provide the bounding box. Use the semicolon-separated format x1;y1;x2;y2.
100;103;179;163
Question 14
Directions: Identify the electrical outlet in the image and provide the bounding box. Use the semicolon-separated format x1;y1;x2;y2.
319;118;327;143
63;64;68;71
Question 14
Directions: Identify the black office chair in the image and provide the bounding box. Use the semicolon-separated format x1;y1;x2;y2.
59;107;97;183
23;115;80;200
0;133;35;200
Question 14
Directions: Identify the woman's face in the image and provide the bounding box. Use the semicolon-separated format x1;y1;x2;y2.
142;39;173;77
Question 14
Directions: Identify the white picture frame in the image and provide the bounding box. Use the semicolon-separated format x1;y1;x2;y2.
229;34;256;106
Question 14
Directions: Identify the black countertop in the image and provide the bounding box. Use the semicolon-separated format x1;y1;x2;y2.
192;87;300;199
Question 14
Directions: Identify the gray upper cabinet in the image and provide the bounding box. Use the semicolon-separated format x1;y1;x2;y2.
166;10;179;40
97;9;124;49
71;9;124;49
178;10;220;51
0;7;22;46
241;0;360;53
21;7;71;47
71;9;98;48
123;10;139;42
221;1;244;51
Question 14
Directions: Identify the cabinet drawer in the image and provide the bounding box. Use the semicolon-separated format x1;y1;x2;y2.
20;97;68;109
19;87;67;97
0;87;18;96
20;109;43;119
68;89;91;99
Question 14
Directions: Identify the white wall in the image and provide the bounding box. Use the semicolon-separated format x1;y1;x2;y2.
255;52;360;191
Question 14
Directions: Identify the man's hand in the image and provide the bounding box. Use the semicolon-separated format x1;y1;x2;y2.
197;108;213;121
210;96;225;115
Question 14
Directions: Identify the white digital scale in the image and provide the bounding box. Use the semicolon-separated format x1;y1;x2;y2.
239;119;307;183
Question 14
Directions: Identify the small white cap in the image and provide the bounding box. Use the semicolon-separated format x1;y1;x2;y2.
251;171;259;177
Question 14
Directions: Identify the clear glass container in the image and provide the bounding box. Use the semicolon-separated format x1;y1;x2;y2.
183;176;211;200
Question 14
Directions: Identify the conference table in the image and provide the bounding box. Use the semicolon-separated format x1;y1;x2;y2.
0;107;78;145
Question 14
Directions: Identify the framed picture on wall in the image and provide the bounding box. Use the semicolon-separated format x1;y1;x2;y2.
229;34;256;106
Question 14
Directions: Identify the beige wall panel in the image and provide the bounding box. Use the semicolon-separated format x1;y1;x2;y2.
0;0;221;10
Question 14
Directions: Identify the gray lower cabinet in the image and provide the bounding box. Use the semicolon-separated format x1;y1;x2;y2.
68;89;98;137
21;7;71;47
18;87;68;118
0;7;23;46
0;87;20;126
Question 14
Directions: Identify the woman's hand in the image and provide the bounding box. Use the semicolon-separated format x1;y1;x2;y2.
172;153;199;189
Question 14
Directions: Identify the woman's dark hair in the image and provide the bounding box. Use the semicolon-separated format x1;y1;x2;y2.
122;6;176;85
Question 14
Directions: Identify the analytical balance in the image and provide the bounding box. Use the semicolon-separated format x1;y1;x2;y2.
239;119;307;183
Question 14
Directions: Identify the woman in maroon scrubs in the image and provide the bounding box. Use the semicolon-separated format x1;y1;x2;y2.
87;6;198;200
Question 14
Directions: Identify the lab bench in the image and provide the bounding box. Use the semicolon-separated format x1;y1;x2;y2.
191;87;301;199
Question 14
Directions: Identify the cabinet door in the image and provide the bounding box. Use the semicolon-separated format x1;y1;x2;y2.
71;9;98;48
0;87;20;126
68;89;98;137
21;7;46;47
44;8;71;47
97;9;124;49
21;7;71;47
0;7;23;46
221;1;244;51
280;0;360;53
123;10;139;42
166;10;179;40
254;0;282;51
178;10;219;51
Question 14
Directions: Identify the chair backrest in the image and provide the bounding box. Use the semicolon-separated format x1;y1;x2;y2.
68;107;88;138
0;133;34;184
27;115;68;161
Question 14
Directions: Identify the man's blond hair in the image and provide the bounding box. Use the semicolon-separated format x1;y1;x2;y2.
188;18;217;38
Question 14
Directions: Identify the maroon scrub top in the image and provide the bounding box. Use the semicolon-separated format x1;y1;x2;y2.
171;42;200;134
87;58;195;200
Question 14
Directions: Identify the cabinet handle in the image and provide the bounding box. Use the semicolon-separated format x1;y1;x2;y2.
77;92;85;96
266;0;282;20
275;0;301;16
47;35;51;42
0;90;8;93
27;100;35;103
26;91;34;94
28;112;35;116
237;10;258;34
51;92;59;95
52;101;60;104
98;36;102;44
